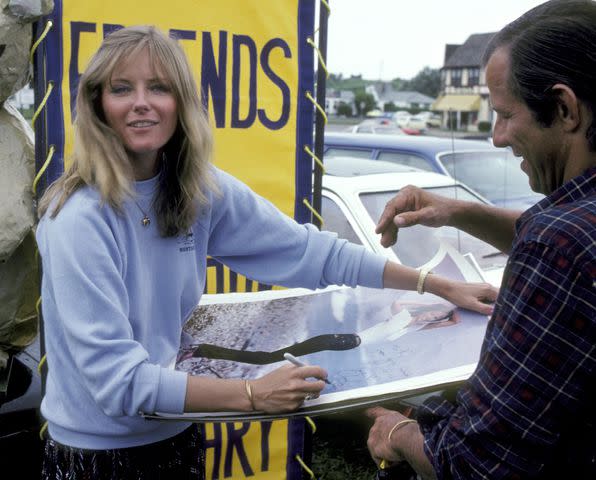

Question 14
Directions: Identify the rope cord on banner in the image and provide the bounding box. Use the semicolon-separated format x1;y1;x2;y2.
306;38;329;79
293;416;318;478
29;20;53;63
301;3;330;474
303;145;325;173
305;91;327;125
29;19;54;441
32;144;55;196
295;454;316;479
305;0;331;230
302;198;324;226
30;81;54;127
305;416;317;434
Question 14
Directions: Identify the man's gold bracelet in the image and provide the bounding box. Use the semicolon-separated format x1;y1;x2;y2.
387;418;418;442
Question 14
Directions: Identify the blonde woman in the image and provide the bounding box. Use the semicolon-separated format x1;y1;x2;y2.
37;26;496;479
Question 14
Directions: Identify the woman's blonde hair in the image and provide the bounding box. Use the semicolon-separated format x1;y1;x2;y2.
39;25;216;236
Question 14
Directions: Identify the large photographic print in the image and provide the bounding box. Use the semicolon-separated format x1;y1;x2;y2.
150;245;490;421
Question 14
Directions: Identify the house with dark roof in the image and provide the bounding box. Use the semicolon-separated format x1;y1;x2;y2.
325;88;356;116
433;32;495;131
366;84;435;111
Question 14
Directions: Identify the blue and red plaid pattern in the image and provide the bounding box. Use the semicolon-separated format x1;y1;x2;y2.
417;168;596;479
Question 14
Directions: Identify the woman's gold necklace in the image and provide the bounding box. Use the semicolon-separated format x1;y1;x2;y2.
133;199;152;227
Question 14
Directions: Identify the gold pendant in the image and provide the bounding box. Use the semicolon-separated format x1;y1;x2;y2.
142;216;150;227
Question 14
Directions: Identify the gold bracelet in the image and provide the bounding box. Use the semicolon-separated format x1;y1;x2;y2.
244;380;256;410
416;268;432;294
387;418;418;442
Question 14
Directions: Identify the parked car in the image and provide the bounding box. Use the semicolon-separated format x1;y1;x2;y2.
416;111;442;128
0;339;43;478
324;156;422;177
324;132;544;210
349;119;419;136
319;164;507;287
401;114;427;133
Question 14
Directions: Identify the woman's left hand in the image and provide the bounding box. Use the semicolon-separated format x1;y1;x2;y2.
426;276;498;316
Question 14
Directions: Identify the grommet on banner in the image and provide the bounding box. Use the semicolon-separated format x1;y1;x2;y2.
302;198;324;226
304;145;325;173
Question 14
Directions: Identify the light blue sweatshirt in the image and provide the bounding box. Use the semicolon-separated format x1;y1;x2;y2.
36;167;386;449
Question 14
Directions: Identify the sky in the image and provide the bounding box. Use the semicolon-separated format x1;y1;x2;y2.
323;0;548;81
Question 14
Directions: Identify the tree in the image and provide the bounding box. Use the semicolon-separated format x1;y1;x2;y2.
353;91;376;117
402;66;441;97
383;102;398;112
336;102;353;117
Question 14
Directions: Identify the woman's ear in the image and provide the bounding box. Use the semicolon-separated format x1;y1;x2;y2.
551;83;581;133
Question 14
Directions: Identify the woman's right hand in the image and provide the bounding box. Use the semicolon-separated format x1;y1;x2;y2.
249;364;327;413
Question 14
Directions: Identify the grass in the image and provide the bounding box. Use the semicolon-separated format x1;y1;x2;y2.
309;410;379;479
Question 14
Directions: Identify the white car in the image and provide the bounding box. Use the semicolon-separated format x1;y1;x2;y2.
416;111;442;128
403;114;428;132
320;164;506;287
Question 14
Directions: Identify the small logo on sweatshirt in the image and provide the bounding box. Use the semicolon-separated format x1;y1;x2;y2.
178;230;195;253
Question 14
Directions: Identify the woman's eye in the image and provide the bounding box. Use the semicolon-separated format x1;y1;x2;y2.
110;85;130;95
151;84;171;93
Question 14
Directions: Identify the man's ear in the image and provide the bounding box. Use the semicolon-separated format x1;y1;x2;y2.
551;83;581;132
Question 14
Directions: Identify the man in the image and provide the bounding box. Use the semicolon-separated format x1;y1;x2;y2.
366;1;595;478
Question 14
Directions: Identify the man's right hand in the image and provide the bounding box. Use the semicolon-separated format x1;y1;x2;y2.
375;185;455;248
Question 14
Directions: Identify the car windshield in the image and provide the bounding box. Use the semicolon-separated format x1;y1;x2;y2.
439;151;537;202
359;186;507;271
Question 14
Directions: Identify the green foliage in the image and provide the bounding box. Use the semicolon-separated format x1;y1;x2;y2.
353;91;377;116
390;78;406;91
401;66;441;98
384;102;398;112
327;73;372;91
336;101;353;117
477;121;492;133
327;66;440;101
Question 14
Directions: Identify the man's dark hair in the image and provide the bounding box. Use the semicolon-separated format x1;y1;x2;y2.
483;0;596;150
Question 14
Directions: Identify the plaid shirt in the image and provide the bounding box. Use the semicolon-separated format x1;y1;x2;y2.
418;167;596;479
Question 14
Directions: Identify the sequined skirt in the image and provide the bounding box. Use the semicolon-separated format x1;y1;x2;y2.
41;424;205;480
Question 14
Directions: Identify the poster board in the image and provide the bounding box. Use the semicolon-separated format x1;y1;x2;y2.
147;245;491;423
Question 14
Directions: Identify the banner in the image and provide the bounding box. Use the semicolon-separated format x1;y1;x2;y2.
34;2;319;478
36;0;315;224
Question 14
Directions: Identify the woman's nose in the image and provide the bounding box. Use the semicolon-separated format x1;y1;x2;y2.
132;90;150;112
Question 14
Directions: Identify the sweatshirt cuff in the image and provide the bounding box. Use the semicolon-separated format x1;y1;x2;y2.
357;251;387;288
155;368;188;414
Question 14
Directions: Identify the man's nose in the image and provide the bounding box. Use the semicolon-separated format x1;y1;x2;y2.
491;116;509;148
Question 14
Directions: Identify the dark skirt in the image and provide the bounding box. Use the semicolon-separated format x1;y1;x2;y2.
41;424;205;480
